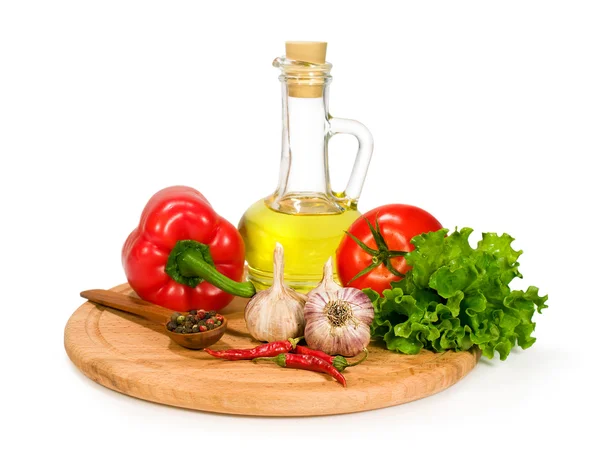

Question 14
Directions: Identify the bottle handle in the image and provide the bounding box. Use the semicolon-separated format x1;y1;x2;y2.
328;117;374;205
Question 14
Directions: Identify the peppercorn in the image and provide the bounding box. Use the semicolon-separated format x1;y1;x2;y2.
166;312;223;334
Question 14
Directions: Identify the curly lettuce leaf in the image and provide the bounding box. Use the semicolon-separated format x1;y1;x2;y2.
366;228;548;360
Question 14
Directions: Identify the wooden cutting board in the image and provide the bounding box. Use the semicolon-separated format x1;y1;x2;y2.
64;283;479;416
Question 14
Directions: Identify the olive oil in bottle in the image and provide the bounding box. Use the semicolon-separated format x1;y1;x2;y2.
238;198;361;292
238;42;373;292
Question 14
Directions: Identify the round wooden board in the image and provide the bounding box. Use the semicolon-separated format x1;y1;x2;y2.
64;283;479;416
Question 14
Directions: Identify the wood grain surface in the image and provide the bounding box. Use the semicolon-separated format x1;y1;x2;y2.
64;283;479;416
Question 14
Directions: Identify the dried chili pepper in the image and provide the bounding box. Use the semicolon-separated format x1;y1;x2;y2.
292;346;368;372
204;337;302;361
253;353;347;387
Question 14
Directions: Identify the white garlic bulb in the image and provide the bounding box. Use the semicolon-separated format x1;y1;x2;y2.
244;243;307;342
307;257;342;299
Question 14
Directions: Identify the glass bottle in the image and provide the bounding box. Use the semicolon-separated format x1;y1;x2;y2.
238;42;374;292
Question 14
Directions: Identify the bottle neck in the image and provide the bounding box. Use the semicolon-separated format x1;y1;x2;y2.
269;80;342;214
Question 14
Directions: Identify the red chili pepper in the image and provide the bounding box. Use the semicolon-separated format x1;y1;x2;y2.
204;337;302;361
292;346;368;372
253;353;347;387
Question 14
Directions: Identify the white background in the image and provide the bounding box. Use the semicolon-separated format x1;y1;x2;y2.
1;1;598;464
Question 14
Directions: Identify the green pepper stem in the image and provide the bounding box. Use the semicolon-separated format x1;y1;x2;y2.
346;347;369;367
288;336;304;349
173;243;256;298
253;354;286;367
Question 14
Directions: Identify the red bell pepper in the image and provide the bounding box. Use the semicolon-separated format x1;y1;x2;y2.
122;186;253;312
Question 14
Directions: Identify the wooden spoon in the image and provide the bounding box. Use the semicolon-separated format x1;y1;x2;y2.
80;289;227;350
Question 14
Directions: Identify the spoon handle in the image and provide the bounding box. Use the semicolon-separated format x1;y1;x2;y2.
80;289;174;324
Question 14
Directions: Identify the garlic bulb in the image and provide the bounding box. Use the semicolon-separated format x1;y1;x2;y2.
244;243;307;342
304;288;374;357
307;257;342;299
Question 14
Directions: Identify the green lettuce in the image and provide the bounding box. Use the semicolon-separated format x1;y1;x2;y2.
364;228;548;360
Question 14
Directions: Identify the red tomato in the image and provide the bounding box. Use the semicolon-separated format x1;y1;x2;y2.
336;204;442;295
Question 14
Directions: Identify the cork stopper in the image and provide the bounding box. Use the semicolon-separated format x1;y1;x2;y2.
285;41;327;64
284;41;328;98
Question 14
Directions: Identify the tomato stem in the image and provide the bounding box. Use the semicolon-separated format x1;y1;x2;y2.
344;230;378;255
344;216;407;285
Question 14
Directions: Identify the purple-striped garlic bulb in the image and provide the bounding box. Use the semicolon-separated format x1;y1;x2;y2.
304;287;374;357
